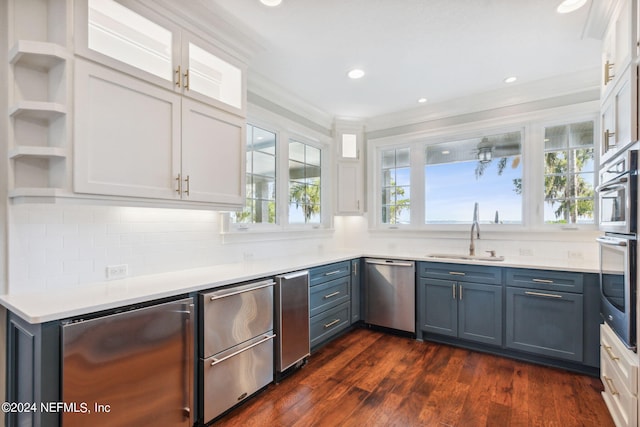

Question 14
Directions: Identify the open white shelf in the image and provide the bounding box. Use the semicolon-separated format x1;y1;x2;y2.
9;146;67;160
9;101;67;121
9;40;69;70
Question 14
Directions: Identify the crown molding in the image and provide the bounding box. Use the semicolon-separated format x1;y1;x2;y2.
365;67;600;134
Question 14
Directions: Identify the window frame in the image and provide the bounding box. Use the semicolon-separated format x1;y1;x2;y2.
224;111;331;233
368;109;599;233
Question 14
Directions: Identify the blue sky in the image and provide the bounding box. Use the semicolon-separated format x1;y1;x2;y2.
425;157;522;223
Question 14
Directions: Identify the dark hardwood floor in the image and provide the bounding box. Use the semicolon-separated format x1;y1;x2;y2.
213;328;614;427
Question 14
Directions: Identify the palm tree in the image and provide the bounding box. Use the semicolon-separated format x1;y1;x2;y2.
290;179;320;222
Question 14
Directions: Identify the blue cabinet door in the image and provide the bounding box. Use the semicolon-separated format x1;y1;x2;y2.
458;282;503;346
420;278;458;338
505;286;584;362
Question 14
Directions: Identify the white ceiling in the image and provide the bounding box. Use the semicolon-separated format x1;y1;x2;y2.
208;0;603;119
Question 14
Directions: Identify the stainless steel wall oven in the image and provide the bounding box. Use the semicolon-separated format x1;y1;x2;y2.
597;148;637;234
597;144;638;351
598;234;636;350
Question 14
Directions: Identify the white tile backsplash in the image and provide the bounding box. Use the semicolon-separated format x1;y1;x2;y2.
7;205;600;294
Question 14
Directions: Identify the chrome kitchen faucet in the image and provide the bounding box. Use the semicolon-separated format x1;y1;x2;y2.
469;202;480;256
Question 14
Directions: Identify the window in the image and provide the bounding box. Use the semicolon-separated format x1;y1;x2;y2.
232;124;276;224
381;147;411;224
289;140;321;224
543;121;595;224
424;131;522;224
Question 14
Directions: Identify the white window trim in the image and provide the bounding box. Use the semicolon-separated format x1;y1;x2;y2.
223;106;332;234
368;105;599;234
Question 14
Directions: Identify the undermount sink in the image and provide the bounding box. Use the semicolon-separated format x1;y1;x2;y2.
427;253;505;262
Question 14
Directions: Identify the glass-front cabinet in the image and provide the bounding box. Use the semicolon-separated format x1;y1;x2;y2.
77;0;245;115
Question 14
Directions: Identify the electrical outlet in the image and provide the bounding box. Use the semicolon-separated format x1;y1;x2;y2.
568;251;584;260
106;264;128;280
519;248;533;257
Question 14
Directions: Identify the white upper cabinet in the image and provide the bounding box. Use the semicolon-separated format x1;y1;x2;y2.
70;0;247;208
601;0;633;96
334;122;365;215
76;0;245;115
74;59;182;200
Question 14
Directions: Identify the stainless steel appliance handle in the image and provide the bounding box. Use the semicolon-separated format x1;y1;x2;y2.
595;176;628;192
209;280;275;301
365;259;414;267
183;302;194;425
210;334;276;366
279;270;309;280
596;237;628;247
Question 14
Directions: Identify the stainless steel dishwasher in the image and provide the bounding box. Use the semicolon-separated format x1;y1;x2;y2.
364;259;416;333
275;270;310;378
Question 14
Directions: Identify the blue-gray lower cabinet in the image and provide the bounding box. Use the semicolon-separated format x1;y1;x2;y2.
309;260;354;350
505;286;583;362
419;278;503;347
6;313;61;427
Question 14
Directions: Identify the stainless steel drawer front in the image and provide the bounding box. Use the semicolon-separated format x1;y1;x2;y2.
202;333;274;422
202;280;274;358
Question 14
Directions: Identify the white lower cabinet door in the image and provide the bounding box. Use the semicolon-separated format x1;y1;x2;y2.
74;59;182;199
181;98;245;205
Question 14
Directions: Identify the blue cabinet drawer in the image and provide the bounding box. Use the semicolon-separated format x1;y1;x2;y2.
418;262;502;285
310;302;350;348
309;276;351;317
310;261;351;286
505;268;583;294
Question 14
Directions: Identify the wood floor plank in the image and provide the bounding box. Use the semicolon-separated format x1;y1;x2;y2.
211;328;615;427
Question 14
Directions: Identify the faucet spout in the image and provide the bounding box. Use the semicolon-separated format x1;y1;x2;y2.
470;203;480;256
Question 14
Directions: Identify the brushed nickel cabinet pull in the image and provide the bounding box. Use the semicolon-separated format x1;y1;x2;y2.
323;291;340;299
603;345;620;361
176;174;182;194
184;68;190;90
175;66;181;88
604;60;615;84
452;283;456;299
325;270;342;276
184;175;190;196
459;284;463;300
324;319;341;329
525;291;562;299
532;278;553;284
449;271;465;276
603;376;619;396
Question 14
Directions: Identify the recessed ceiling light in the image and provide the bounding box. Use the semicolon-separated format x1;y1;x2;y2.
504;76;517;83
556;0;587;13
417;98;428;103
442;150;450;155
347;69;365;79
260;0;282;7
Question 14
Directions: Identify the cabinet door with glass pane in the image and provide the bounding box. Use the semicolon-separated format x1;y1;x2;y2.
181;32;245;115
77;0;245;115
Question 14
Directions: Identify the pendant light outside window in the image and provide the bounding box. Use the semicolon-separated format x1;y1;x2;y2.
477;137;492;163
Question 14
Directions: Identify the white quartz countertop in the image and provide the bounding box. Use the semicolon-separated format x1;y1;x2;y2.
0;251;598;324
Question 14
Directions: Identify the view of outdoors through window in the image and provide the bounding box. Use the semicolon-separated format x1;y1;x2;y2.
381;147;411;224
232;124;276;224
425;131;523;224
289;140;321;224
543;121;595;224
